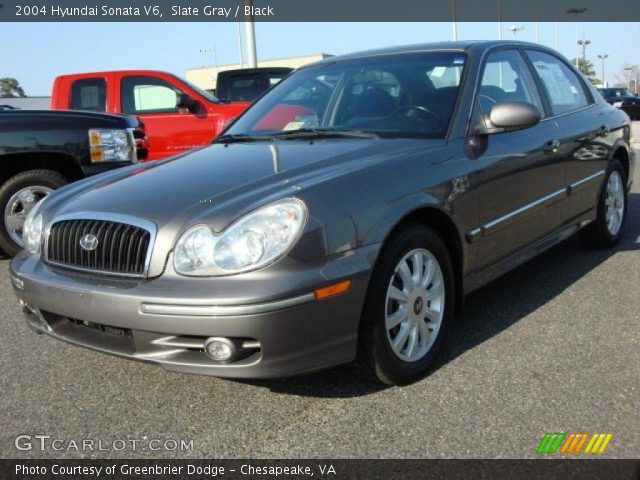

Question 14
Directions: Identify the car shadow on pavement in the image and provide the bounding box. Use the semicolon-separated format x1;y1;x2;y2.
236;192;640;398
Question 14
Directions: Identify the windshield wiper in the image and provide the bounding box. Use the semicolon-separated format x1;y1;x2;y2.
215;133;275;144
270;128;378;140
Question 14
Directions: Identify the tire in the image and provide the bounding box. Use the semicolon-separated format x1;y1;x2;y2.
356;223;455;386
579;159;627;249
0;169;67;257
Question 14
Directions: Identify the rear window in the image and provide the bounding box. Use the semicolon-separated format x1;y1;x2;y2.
70;78;106;111
227;75;263;102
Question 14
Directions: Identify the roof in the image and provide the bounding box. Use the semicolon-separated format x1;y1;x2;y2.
312;40;548;64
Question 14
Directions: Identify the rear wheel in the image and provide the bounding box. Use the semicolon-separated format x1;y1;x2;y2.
0;170;67;257
580;159;627;249
356;224;455;385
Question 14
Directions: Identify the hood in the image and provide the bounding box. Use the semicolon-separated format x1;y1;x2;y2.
44;137;446;275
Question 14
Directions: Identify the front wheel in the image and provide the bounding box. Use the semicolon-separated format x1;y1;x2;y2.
580;159;627;249
0;170;67;257
356;224;455;386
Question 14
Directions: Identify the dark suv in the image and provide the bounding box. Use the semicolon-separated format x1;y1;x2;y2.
598;87;640;119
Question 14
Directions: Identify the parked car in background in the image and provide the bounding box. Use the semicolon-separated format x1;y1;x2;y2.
597;87;640;119
51;70;249;160
11;41;635;385
0;109;146;256
216;67;293;102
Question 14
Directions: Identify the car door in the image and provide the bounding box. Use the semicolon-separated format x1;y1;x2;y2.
119;75;215;160
525;49;610;222
469;48;566;269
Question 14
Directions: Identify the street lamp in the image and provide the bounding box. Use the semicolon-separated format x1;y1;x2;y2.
566;7;587;68
508;25;525;39
597;54;609;87
576;39;590;74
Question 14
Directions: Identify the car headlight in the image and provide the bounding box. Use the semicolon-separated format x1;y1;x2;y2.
89;128;137;163
174;198;307;276
22;199;45;255
613;101;623;108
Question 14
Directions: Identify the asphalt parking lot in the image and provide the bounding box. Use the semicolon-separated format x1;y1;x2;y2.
1;128;639;460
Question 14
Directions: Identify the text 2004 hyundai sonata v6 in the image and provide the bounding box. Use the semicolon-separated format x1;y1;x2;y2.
10;41;635;385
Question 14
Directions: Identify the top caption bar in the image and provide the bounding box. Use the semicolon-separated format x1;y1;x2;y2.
1;0;640;22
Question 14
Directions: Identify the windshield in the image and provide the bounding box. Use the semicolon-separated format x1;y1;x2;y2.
225;52;467;139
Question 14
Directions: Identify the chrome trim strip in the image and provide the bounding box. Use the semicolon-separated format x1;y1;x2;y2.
466;169;607;242
568;169;605;192
141;293;316;317
43;211;157;279
483;188;567;233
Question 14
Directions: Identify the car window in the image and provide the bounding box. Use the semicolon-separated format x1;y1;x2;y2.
476;49;543;115
228;52;467;139
526;50;591;116
71;78;106;111
228;75;262;102
121;76;181;114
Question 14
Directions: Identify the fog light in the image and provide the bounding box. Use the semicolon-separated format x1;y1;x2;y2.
204;337;236;362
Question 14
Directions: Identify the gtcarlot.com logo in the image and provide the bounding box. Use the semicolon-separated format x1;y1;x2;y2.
536;432;613;455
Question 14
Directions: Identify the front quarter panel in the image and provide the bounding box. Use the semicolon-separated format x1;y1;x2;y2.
290;139;476;274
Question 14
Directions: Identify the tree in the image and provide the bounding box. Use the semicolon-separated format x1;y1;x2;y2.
0;77;26;98
571;58;600;85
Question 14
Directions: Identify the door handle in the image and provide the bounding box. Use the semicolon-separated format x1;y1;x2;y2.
544;139;561;154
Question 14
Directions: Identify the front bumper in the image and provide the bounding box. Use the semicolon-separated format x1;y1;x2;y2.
9;246;377;378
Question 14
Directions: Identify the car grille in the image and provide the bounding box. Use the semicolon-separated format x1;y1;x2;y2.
46;219;151;276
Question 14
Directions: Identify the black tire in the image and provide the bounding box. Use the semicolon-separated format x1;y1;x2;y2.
0;169;67;257
579;159;627;249
355;223;455;386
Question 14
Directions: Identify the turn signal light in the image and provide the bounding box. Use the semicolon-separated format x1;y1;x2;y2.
314;280;351;300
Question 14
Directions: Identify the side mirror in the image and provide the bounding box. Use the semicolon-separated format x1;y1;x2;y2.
176;93;199;113
483;101;541;134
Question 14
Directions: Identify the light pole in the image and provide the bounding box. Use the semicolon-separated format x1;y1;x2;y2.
597;54;608;87
244;0;258;68
624;66;634;91
566;7;587;68
508;25;525;39
451;0;457;41
236;23;244;68
497;0;502;40
577;39;590;74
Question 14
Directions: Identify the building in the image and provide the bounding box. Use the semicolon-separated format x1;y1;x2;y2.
0;96;51;110
185;53;332;92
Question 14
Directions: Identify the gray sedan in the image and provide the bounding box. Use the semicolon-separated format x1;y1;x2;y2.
10;41;635;385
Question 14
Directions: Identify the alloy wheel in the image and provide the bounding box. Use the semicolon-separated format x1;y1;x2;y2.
4;186;52;247
385;248;445;362
605;170;624;236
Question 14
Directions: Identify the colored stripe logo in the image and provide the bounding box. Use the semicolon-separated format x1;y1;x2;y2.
537;433;613;454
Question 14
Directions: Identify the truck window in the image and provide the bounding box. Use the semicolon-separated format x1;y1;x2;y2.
227;75;263;102
121;76;181;114
71;78;107;111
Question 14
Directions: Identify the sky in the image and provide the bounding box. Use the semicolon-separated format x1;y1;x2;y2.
2;21;639;95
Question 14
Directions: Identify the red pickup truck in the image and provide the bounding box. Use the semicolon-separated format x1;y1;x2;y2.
51;70;249;160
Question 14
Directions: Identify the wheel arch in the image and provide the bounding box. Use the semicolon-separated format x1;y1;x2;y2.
0;152;83;186
376;205;466;315
611;144;630;184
